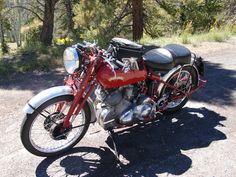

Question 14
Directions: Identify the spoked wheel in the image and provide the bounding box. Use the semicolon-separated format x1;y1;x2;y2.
160;66;198;113
21;95;91;157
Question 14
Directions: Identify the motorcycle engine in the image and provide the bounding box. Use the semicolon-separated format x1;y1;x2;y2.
95;85;154;130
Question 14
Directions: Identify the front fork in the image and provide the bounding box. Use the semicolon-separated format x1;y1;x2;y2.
63;82;96;128
62;64;97;128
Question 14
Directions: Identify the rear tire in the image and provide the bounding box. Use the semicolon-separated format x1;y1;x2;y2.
160;65;198;114
21;95;91;157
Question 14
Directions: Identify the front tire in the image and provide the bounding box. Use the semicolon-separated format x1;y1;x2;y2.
21;95;91;157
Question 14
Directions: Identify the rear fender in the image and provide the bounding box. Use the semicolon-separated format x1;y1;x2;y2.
23;86;96;122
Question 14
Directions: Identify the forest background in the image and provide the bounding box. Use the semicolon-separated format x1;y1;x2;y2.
0;0;235;75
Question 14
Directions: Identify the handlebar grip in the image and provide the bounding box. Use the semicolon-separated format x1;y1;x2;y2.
74;43;86;50
82;40;92;46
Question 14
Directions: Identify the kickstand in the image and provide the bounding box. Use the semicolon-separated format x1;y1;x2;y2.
107;130;120;163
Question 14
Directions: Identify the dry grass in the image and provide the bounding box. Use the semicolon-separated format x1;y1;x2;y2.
140;28;234;47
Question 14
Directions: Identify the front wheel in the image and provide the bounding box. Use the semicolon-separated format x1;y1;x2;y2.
21;95;91;157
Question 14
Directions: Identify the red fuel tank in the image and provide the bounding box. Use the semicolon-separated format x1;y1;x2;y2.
96;64;147;89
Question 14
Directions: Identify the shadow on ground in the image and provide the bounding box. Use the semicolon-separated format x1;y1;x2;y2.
192;61;236;106
36;107;226;177
0;70;65;94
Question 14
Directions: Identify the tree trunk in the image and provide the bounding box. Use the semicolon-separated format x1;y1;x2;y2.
0;15;8;54
0;18;5;50
17;0;22;47
40;0;58;46
132;0;143;41
64;0;74;34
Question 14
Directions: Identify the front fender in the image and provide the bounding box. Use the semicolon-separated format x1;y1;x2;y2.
23;86;96;122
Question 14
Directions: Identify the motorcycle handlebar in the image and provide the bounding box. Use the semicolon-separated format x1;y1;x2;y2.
74;40;96;49
73;41;116;63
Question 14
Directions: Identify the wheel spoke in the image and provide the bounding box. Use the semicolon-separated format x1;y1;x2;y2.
27;98;87;154
43;109;51;115
162;70;193;109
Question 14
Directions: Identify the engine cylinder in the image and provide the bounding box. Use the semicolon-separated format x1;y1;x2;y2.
95;86;154;129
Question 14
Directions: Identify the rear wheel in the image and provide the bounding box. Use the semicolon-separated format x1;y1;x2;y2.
160;66;198;113
21;95;91;157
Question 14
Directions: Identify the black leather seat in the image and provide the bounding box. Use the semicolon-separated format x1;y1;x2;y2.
110;38;143;60
143;48;174;71
164;44;191;65
111;38;143;50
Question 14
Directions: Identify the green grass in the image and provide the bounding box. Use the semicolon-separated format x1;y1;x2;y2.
0;43;65;77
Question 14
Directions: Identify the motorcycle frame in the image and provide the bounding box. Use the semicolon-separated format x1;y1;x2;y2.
62;54;207;128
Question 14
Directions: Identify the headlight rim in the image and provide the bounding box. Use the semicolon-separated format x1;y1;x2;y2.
63;47;80;74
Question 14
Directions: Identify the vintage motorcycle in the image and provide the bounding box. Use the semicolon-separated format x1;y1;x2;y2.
21;38;206;157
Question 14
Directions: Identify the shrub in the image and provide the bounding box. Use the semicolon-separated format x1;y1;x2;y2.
229;23;236;33
181;33;191;44
1;42;9;54
0;60;15;77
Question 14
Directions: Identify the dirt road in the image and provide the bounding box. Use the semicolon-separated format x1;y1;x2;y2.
0;38;236;177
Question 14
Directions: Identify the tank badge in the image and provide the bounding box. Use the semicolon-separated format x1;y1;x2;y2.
108;76;124;81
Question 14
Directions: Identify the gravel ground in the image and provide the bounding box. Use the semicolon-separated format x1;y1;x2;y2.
0;38;236;177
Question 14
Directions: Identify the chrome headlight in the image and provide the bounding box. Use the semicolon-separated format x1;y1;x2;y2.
63;47;80;74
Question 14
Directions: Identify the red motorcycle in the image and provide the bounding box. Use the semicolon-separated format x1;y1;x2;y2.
21;38;206;157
